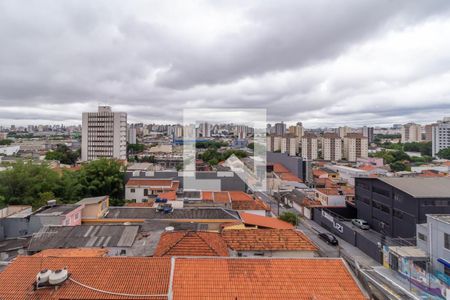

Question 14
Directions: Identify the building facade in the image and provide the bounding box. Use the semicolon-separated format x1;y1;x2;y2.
401;123;422;143
322;133;342;161
301;133;318;160
81;106;127;161
432;117;450;157
343;133;368;162
267;135;282;152
281;135;298;156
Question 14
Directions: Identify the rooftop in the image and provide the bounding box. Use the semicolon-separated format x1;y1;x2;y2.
222;229;318;252
0;256;367;300
32;248;108;257
33;204;81;216
106;207;241;220
154;231;229;257
239;212;294;229
427;214;450;224
28;224;139;252
76;196;108;205
378;177;450;198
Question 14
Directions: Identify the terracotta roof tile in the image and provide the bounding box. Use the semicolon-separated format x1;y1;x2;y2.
154;231;229;257
213;192;231;203
222;229;318;251
157;191;177;200
239;212;294;229
232;199;271;211
272;163;290;173
0;257;366;300
172;258;367;300
32;248;108;258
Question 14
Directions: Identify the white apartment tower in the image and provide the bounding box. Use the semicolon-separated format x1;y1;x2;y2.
343;133;368;162
267;135;282;152
81;106;127;161
432;117;450;157
301;133;318;160
401;123;422;143
281;135;299;156
322;132;342;161
288;122;304;138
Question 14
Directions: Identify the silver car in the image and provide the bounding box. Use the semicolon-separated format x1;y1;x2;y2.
352;219;370;230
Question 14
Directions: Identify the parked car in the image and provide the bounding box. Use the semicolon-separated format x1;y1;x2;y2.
352;219;370;230
318;233;339;246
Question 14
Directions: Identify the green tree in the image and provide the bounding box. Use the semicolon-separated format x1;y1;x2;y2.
390;161;410;172
45;144;79;165
247;142;254;150
0;139;13;145
437;147;450;159
278;211;298;226
78;159;124;199
127;143;145;153
0;161;62;207
59;170;85;202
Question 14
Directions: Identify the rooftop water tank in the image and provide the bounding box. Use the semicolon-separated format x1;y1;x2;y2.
36;269;52;285
49;269;68;285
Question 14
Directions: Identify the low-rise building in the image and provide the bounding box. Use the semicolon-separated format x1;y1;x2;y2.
125;178;180;202
76;196;109;219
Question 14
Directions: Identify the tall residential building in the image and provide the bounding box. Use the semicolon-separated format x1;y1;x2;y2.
424;123;436;142
432;117;450;157
322;132;342;161
401;123;422;143
127;124;137;144
267;135;282;152
274;122;286;136
234;125;248;139
301;132;318;160
281;135;299;156
198;122;211;138
81;106;127;161
288;122;304;138
337;126;350;138
362;126;374;143
343;133;368;162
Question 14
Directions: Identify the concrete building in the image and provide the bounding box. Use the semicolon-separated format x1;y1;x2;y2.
401;123;422;143
234;125;248;139
274;122;286;136
337;126;350;138
424;123;436;142
416;214;450;277
76;196;109;219
281;135;298;156
322;132;342;161
198;122;211;138
81;106;127;161
432;117;450;157
267;135;282;152
0;145;20;156
288;122;304;138
355;177;450;239
127;124;137;144
343;133;368;162
362;126;374;144
301;132;318;160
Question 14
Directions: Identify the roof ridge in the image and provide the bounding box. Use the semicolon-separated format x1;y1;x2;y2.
195;232;223;256
161;231;190;256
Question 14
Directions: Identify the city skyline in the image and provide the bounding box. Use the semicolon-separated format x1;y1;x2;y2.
1;1;450;126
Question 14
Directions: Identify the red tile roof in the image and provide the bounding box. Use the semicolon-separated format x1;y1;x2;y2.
0;256;170;300
32;248;108;258
126;179;180;191
213;191;231;203
228;191;253;201
0;257;367;300
172;257;367;300
239;212;294;229
232;198;271;211
154;231;229;257
222;229;318;252
272;163;290;173
157;191;177;200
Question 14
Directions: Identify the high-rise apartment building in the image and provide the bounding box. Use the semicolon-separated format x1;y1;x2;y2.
234;125;248;139
127;124;137;144
424;123;436;142
281;134;298;156
301;132;318;160
337;126;350;138
322;132;342;161
288;122;304;138
362;126;374;143
432;117;450;157
343;133;368;162
198;122;211;138
81;106;127;161
274;122;286;136
401;123;422;143
267;135;282;152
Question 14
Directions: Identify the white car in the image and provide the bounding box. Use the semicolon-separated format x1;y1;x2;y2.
352;219;370;230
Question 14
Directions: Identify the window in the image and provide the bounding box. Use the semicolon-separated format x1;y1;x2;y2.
394;193;404;203
445;233;450;250
413;261;426;271
373;186;390;198
418;233;426;241
130;188;135;193
373;201;390;214
393;209;403;219
144;189;148;196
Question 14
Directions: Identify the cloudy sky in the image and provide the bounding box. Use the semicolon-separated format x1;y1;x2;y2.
1;0;450;128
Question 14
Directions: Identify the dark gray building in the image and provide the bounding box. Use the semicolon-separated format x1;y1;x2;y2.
355;177;450;239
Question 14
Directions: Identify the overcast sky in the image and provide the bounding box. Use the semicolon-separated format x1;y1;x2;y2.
1;0;450;128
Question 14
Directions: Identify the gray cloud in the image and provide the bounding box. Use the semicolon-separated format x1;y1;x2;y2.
0;0;450;127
